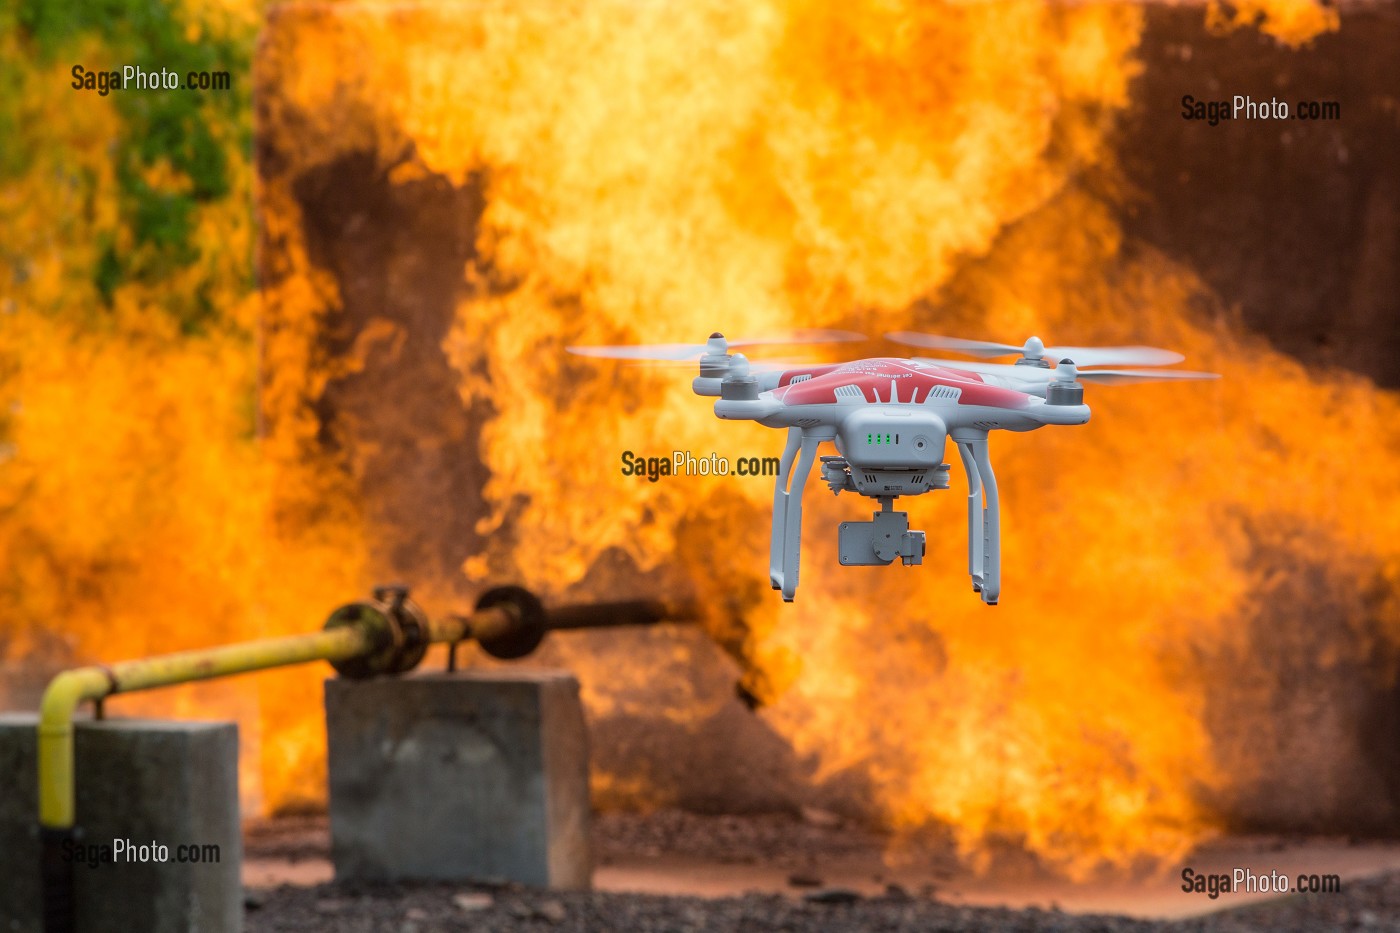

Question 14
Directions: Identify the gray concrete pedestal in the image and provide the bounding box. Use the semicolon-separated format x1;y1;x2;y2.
0;714;241;933
325;671;591;889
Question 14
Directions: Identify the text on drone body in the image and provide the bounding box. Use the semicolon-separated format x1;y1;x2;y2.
621;451;781;483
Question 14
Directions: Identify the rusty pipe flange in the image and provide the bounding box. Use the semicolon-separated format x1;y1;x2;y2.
323;600;399;679
473;585;547;659
373;584;430;674
323;586;430;678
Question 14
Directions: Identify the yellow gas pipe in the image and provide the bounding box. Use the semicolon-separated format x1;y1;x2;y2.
35;584;527;933
38;623;377;826
36;584;688;933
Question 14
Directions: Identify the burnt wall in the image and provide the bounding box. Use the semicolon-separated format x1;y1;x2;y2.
1115;4;1400;384
289;153;494;597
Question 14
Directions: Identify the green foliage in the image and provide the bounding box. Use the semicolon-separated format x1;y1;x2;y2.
8;0;254;332
94;234;122;304
0;7;28;178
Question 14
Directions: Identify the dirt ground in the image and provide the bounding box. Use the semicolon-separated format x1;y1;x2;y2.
243;811;1400;932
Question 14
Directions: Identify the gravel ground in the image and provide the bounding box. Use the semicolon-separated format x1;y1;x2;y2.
243;875;1400;933
592;807;916;867
244;881;1156;933
243;812;1400;932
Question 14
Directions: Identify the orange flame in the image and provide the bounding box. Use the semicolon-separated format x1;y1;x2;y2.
1205;0;1339;46
368;0;1384;873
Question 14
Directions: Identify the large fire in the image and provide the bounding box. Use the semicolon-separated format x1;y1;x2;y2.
5;0;1395;878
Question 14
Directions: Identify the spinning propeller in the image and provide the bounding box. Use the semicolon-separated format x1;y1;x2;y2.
887;331;1218;387
886;332;1185;368
567;329;865;362
1067;367;1220;385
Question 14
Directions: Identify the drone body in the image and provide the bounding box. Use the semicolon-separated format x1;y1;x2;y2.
570;331;1215;604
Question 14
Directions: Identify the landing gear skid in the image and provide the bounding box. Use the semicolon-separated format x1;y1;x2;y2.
768;427;1002;605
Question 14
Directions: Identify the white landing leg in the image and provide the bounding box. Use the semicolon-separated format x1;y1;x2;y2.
769;427;803;591
780;432;825;602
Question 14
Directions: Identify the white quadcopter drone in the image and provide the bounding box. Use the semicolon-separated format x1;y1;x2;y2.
569;330;1217;604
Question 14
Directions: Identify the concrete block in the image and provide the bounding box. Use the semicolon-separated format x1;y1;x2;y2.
0;714;241;933
325;671;591;888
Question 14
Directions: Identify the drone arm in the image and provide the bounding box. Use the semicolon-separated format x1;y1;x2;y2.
780;433;824;602
769;427;804;590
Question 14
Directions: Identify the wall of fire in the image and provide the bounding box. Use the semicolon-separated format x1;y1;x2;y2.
2;0;1397;878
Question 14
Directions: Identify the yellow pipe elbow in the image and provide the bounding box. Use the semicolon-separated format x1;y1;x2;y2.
35;626;374;829
38;668;114;829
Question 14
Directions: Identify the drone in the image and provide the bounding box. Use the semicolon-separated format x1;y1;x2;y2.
568;330;1217;604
